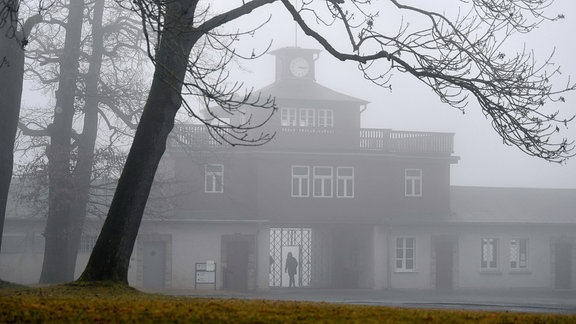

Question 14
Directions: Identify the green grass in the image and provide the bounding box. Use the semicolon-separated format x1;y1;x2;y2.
1;283;575;323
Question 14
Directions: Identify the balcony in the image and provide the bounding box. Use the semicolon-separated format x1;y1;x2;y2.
360;128;454;155
170;125;454;156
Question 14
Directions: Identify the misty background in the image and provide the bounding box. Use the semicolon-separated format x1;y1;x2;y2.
20;0;576;189
226;0;576;189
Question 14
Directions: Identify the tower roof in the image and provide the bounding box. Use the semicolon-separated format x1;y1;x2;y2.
269;47;322;57
258;79;369;105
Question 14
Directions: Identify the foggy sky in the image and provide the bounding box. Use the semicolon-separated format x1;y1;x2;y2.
20;1;576;189
229;0;576;189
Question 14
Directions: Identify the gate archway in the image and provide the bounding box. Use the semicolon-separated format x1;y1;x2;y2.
269;228;312;287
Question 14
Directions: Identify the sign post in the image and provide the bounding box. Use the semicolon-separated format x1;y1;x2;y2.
195;261;217;289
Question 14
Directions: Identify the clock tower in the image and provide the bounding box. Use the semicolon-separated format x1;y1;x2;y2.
270;47;321;82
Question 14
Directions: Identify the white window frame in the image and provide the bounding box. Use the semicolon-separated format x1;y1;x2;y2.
395;237;416;272
336;167;354;198
405;168;422;197
299;108;315;127
280;107;297;126
313;166;333;198
291;166;310;197
481;238;499;271
317;109;333;128
205;164;224;193
510;238;529;271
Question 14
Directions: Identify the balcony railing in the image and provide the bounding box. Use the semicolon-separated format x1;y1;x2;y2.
360;128;454;155
171;124;223;147
170;125;454;155
280;126;335;135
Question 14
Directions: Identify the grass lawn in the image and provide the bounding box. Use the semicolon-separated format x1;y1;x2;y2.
1;282;575;323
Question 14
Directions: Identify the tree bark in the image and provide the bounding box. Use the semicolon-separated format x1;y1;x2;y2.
78;0;279;284
0;1;24;255
79;1;199;283
40;0;85;284
67;0;106;279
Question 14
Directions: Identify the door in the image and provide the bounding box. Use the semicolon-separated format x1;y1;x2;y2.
435;240;454;289
555;242;572;289
224;240;250;291
143;241;166;289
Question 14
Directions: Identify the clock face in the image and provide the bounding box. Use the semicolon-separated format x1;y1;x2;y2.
289;57;310;78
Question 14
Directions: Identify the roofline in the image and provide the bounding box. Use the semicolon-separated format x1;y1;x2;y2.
269;46;322;56
450;185;576;191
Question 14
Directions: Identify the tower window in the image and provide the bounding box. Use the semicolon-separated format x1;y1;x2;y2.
281;107;297;126
318;109;333;128
299;108;315;127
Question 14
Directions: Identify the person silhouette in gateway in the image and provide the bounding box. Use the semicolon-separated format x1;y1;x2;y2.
285;252;298;287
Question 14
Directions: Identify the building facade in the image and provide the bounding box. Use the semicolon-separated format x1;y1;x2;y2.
1;47;575;291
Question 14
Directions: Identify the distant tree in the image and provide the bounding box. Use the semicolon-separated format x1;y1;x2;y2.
16;0;147;283
0;0;42;256
80;0;574;284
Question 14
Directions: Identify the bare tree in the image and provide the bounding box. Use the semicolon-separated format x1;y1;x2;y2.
79;0;574;284
0;0;41;257
292;0;574;161
16;0;147;283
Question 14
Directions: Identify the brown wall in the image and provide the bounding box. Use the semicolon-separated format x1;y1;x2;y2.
168;149;452;223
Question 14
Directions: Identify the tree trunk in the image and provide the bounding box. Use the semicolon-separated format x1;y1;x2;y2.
0;1;24;255
40;0;85;284
79;2;199;283
67;0;106;278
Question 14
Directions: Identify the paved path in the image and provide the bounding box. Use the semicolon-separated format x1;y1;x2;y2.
159;288;576;314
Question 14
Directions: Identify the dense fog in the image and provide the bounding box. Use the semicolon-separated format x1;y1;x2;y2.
2;0;576;315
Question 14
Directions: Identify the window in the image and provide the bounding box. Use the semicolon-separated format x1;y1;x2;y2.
510;239;528;270
317;109;333;128
299;108;315;127
336;167;354;198
481;238;499;270
281;107;297;126
313;166;333;197
405;169;422;197
291;166;310;197
396;237;415;272
205;164;224;193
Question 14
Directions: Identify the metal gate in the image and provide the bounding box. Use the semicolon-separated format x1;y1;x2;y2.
269;228;312;287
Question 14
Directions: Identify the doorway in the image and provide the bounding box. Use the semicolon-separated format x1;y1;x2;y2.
269;228;312;287
555;242;572;289
142;241;167;289
434;238;455;289
281;246;300;287
222;235;255;291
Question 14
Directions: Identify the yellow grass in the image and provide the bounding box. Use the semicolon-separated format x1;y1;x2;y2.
1;283;574;323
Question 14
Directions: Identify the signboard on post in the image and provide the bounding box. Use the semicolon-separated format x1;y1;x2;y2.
195;261;217;289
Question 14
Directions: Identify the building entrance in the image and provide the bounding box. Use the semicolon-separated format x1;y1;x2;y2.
142;241;166;289
554;242;572;289
222;234;255;291
269;228;312;287
434;239;455;289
